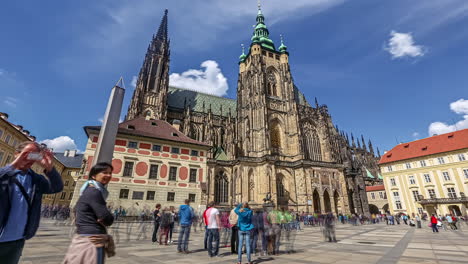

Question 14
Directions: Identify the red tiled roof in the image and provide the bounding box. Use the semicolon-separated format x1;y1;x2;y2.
85;117;210;147
366;185;385;192
379;129;468;164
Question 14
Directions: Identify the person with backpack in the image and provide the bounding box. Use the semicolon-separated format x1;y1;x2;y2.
159;207;172;245
0;142;63;264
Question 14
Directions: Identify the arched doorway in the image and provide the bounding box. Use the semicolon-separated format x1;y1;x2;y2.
333;190;340;214
214;171;229;204
369;204;380;214
382;204;389;214
448;205;462;216
323;190;332;213
276;174;287;207
313;189;321;213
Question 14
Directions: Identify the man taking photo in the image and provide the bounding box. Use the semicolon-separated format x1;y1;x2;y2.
0;142;63;264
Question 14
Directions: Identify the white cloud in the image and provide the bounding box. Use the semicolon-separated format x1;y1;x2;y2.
412;132;420;138
169;60;228;96
428;98;468;136
385;31;426;59
3;96;18;108
0;69;4;76
40;136;78;152
131;76;138;88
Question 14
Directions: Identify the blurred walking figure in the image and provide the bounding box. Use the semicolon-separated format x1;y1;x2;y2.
324;213;337;243
235;202;254;264
159;208;172;245
168;207;175;243
151;204;162;243
251;210;266;256
0;142;63;264
63;162;115;264
177;199;194;253
229;204;239;254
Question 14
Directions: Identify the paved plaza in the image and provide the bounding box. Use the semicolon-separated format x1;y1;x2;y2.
20;220;468;264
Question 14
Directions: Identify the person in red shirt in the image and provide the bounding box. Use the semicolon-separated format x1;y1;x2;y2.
430;214;439;233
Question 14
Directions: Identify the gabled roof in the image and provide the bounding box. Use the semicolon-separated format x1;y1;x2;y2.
54;152;84;168
167;87;237;117
85;117;210;147
379;129;468;164
366;185;385;192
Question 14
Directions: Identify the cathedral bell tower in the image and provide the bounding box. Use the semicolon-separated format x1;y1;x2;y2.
237;4;301;161
126;10;170;121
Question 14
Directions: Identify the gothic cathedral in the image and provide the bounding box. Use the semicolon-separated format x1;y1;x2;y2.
126;7;382;215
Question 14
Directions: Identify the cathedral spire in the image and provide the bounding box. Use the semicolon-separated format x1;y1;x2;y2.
251;0;275;51
126;9;170;121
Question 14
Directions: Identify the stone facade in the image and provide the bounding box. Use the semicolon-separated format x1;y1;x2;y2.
126;8;381;215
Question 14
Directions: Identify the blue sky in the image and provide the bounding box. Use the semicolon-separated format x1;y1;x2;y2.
1;0;468;153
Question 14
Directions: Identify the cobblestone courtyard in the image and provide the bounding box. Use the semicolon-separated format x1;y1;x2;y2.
19;220;468;264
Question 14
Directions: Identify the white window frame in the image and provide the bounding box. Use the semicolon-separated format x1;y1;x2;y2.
405;163;412;169
442;171;451;181
390;178;396;186
424;174;431;183
420;160;427;167
463;169;468;179
428;189;436;199
409;175;416;185
371;193;375;200
412;190;420;201
437;157;445;165
447;187;457;198
458;153;466;162
387;166;393;172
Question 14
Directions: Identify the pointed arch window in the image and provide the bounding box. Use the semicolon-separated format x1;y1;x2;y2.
214;171;229;204
302;122;322;161
266;72;278;96
276;175;285;198
270;121;282;154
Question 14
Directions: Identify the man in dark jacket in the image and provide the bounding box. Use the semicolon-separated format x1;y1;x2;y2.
0;142;63;264
151;204;162;243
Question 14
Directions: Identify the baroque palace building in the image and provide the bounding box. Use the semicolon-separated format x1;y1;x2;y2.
379;129;468;217
0;112;82;207
125;7;381;214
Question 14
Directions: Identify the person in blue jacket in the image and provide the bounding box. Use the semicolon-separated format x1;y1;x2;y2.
177;199;194;253
235;202;254;264
0;142;63;264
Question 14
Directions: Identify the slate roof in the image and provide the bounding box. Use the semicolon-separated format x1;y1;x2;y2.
54;152;84;168
85;117;210;147
379;129;468;164
167;86;311;118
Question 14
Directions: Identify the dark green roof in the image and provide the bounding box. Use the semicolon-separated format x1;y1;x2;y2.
168;87;237;117
167;86;311;118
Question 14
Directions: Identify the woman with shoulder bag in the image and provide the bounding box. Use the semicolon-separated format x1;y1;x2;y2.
63;162;115;264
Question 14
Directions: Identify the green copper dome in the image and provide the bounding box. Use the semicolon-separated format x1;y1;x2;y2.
279;35;288;53
250;4;275;51
239;44;247;63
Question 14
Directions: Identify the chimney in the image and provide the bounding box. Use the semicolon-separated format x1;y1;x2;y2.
0;112;8;120
172;119;181;131
68;150;77;157
64;150;69;157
